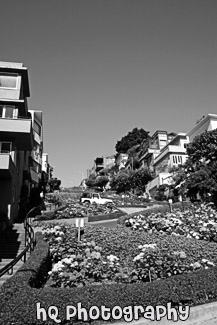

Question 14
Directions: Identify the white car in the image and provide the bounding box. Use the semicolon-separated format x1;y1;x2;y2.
80;192;113;205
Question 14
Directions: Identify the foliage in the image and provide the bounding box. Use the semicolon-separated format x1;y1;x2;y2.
110;170;132;193
124;203;217;242
115;128;150;154
3;222;217;323
154;184;169;201
42;220;217;289
110;168;153;193
48;178;61;192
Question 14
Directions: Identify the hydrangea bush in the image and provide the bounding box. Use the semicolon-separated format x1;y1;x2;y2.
42;222;217;288
125;203;217;242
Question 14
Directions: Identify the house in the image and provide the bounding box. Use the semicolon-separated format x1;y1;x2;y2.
0;61;35;221
139;131;177;171
89;155;116;176
187;114;217;142
145;133;189;197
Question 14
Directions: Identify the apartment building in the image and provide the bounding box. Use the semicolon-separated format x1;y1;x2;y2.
0;61;34;221
0;61;46;221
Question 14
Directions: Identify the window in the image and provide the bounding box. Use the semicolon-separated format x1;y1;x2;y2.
93;194;99;199
34;121;41;135
0;73;18;89
184;143;188;149
0;105;17;118
0;142;12;153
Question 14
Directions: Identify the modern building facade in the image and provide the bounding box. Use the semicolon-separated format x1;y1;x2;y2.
0;61;35;221
0;61;46;221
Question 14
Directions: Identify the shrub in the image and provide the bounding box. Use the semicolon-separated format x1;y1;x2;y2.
2;227;217;324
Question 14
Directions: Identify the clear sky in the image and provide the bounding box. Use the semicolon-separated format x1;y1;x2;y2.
1;0;217;186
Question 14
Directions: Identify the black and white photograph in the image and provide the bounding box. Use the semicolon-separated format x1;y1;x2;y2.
1;0;217;324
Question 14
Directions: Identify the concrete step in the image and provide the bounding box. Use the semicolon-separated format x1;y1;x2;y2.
0;222;32;286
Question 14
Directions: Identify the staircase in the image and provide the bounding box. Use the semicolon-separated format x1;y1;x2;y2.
0;223;30;287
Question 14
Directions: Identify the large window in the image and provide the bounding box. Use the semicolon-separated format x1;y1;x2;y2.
0;73;18;89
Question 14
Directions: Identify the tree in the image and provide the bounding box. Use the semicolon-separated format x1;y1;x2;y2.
94;176;109;191
110;168;153;194
172;129;217;204
48;178;61;192
110;171;132;193
130;168;154;192
115;128;150;154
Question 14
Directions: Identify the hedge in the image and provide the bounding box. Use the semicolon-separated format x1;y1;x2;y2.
1;228;217;324
88;212;125;222
117;201;192;225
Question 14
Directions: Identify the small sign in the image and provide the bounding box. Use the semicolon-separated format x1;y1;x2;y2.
75;217;84;242
75;218;84;228
168;199;173;204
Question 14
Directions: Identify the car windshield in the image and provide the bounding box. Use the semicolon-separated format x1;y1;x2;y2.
82;193;92;198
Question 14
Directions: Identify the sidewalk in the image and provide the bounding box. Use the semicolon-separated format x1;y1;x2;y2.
113;301;217;324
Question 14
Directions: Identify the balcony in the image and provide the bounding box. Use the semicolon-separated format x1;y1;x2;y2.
0;153;16;178
0;117;33;150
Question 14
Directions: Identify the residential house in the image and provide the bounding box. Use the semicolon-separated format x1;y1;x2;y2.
187;114;217;142
139;131;177;171
0;61;34;221
146;133;189;196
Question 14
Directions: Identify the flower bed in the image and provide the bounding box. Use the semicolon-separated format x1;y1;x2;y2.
124;203;217;242
41;223;217;289
2;228;217;324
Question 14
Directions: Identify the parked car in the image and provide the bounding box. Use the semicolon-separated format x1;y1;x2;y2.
80;192;113;205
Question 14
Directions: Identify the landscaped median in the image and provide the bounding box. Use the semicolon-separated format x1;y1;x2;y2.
2;202;217;324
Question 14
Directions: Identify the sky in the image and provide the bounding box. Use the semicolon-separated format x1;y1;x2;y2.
1;0;217;187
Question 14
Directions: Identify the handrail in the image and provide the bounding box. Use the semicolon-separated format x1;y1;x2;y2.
0;206;40;278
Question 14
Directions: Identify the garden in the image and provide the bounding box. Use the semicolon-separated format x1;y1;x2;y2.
2;202;217;324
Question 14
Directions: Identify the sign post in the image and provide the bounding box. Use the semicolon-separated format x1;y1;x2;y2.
168;199;173;212
75;217;84;242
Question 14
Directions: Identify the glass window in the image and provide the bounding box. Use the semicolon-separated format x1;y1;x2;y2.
34;121;41;135
0;73;18;88
5;106;15;118
0;142;12;153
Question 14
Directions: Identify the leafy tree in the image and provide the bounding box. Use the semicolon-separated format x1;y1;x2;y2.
48;178;61;192
94;176;109;190
110;171;132;193
172;129;217;204
130;168;154;192
110;168;153;194
115;128;150;154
